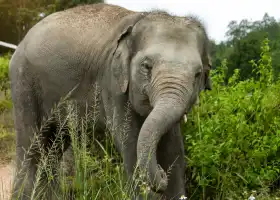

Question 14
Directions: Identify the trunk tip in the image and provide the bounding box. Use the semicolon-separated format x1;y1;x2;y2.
149;165;168;193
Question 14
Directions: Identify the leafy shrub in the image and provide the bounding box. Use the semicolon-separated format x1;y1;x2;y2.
0;54;13;131
0;54;13;164
183;38;280;199
0;54;10;96
0;54;12;115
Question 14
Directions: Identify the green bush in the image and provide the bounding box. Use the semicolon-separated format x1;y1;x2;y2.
183;38;280;199
0;54;10;95
0;54;14;164
0;54;12;114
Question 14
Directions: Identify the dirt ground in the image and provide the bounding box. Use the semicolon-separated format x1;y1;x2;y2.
0;162;14;200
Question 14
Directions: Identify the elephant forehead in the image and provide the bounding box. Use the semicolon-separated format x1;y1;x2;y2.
137;20;200;42
140;43;202;68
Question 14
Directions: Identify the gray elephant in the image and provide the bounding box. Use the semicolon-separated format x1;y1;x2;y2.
9;3;212;200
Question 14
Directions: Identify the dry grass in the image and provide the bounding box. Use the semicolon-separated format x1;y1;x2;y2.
0;129;15;164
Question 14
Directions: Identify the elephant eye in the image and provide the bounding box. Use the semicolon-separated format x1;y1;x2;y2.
195;70;202;78
141;60;152;72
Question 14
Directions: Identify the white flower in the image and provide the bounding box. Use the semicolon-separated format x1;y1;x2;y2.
179;195;187;200
39;13;45;18
248;194;255;200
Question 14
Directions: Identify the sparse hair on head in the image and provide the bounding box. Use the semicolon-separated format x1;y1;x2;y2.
185;14;209;34
143;8;209;36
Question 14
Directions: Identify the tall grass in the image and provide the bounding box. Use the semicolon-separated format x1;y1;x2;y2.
5;86;155;200
0;38;280;199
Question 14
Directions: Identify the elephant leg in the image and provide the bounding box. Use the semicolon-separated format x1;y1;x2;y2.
157;123;186;200
11;87;71;200
105;100;140;199
111;107;158;200
11;78;43;200
39;119;72;200
110;106;138;185
59;145;77;200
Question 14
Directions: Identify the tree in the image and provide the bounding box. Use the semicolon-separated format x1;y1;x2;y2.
0;0;103;54
55;0;103;11
211;13;280;82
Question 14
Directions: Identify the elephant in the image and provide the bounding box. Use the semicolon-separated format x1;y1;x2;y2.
9;3;212;200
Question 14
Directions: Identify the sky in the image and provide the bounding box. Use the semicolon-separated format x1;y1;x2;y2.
106;0;280;43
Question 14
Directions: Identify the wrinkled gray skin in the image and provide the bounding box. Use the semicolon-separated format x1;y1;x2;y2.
9;3;212;200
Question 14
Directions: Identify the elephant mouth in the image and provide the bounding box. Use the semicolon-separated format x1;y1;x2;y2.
140;98;153;116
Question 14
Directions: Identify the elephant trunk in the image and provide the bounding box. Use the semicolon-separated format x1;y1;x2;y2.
137;70;193;192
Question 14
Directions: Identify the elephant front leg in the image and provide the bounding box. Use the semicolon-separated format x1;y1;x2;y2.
110;105;139;195
109;104;156;200
157;123;186;200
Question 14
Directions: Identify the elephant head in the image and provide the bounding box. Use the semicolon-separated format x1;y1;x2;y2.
103;11;212;193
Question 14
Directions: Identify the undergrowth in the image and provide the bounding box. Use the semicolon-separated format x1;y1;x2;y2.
183;38;280;199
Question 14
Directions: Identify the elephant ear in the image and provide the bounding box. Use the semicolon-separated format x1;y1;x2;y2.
111;27;132;94
110;13;146;95
203;54;212;91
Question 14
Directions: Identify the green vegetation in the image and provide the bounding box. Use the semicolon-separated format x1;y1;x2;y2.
0;0;104;54
210;13;280;82
0;55;14;164
184;38;280;199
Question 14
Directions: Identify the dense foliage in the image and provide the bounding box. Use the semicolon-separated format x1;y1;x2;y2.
0;55;12;113
184;38;280;199
0;54;14;163
211;13;280;82
0;0;103;54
